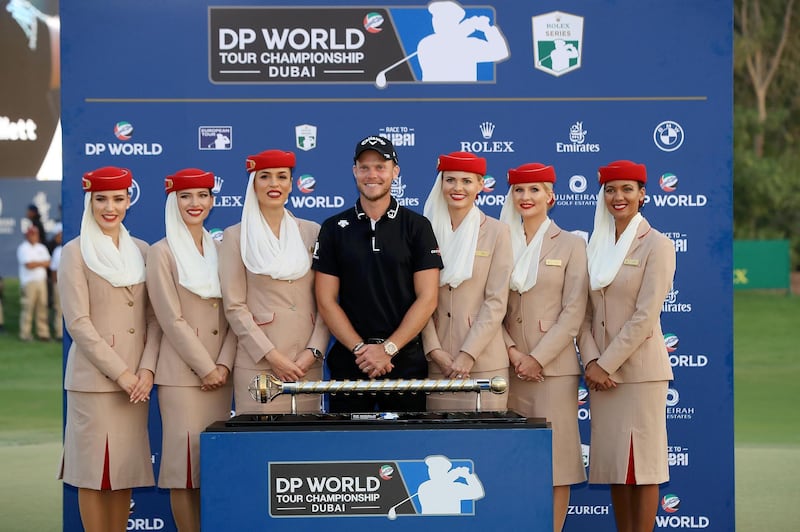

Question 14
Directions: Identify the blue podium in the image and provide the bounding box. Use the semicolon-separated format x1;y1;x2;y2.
200;412;553;531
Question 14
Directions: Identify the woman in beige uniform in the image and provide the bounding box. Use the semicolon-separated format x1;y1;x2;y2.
59;166;160;532
219;149;329;414
579;160;675;532
499;162;588;532
146;168;236;531
421;151;512;411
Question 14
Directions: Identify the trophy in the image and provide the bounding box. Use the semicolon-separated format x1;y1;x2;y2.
248;374;508;414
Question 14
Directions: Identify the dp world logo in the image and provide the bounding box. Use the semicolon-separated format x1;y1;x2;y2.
296;174;316;194
663;333;679;353
661;494;680;514
659;172;678;192
482;176;496;193
114;121;133;141
653;121;684;152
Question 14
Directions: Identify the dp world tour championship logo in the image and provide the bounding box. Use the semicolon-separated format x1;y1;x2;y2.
209;1;508;87
269;455;484;519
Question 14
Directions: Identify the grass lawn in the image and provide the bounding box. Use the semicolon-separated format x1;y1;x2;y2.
0;280;796;530
734;292;800;445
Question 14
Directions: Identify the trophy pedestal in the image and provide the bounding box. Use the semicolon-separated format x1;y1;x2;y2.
201;411;553;530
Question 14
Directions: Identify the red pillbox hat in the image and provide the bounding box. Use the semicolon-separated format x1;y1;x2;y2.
598;160;647;184
246;150;296;172
507;162;556;185
437;151;487;176
165;168;215;193
82;166;132;192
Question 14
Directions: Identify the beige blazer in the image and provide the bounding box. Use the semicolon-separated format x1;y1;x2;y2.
219;219;329;371
60;237;161;392
146;239;236;386
577;219;676;383
503;222;588;376
422;213;513;373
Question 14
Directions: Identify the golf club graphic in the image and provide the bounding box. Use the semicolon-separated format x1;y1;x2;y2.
375;51;419;89
387;491;418;520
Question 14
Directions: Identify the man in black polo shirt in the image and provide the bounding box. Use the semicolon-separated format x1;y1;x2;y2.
313;135;442;412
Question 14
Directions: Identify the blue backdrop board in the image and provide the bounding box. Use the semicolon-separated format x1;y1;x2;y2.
60;1;733;530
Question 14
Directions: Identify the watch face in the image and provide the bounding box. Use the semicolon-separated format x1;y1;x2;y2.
384;341;398;356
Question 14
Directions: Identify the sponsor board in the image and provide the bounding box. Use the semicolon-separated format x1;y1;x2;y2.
391;175;420;207
269;455;483;519
199;126;232;150
460;122;514;153
210;175;244;208
666;388;694;421
657;494;710;528
532;11;583;76
667;444;690;467
663;283;692;313
379;125;415;147
209;4;507;86
85;122;164;157
556;121;600;153
653;120;685;152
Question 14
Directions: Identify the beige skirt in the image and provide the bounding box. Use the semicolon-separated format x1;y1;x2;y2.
61;390;154;490
157;383;233;489
426;366;509;412
233;366;323;414
508;374;586;486
587;381;669;485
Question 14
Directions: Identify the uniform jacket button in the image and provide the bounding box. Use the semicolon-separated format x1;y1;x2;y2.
128;328;135;334
128;301;134;307
212;329;219;335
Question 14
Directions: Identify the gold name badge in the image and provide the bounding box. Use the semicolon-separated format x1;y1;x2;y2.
623;258;640;266
545;259;562;266
475;250;489;257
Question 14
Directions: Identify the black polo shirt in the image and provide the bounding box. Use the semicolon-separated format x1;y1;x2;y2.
312;196;442;340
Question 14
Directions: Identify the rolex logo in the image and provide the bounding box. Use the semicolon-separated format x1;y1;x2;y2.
479;121;496;140
212;175;224;194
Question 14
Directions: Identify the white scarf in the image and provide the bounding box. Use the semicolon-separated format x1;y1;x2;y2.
240;171;310;280
79;192;145;287
165;192;221;299
499;190;551;293
423;172;480;288
587;187;643;290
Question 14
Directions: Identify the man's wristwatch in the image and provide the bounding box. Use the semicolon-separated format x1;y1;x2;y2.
308;347;324;360
383;341;399;357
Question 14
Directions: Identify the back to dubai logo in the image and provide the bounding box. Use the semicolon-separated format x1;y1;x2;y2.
532;11;583;77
